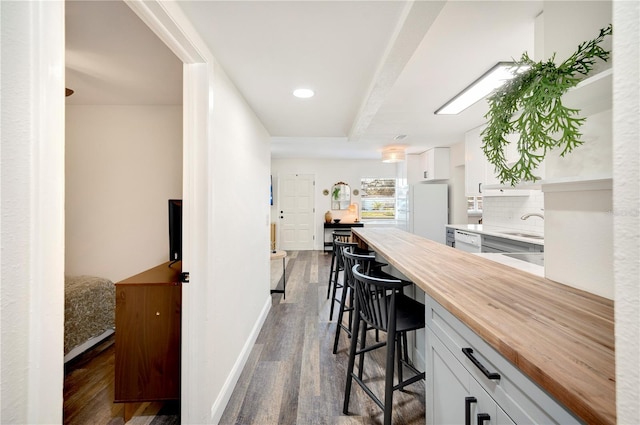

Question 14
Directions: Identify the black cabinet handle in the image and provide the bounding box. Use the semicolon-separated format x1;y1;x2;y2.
465;397;477;425
478;413;491;424
478;182;482;193
462;348;500;380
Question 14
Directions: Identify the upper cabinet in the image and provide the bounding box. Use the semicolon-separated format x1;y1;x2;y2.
465;125;532;197
408;147;450;184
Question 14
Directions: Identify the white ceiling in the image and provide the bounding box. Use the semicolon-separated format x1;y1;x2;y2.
65;0;543;160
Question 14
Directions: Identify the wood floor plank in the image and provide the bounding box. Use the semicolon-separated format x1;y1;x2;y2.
218;343;265;425
235;361;287;424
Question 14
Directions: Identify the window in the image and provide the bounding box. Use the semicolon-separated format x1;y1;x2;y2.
360;178;397;219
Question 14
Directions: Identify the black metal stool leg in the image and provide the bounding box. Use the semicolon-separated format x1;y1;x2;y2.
332;284;351;354
343;299;361;415
328;267;342;321
326;248;336;299
383;321;397;425
396;332;403;386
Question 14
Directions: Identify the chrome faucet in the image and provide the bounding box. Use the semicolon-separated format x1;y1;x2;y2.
521;213;544;220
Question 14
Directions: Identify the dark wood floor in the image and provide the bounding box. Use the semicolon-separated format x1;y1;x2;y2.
64;250;425;424
63;335;179;425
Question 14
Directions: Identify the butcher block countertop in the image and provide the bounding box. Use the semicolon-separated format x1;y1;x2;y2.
352;227;615;425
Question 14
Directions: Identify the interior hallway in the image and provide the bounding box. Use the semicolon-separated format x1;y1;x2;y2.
219;250;426;424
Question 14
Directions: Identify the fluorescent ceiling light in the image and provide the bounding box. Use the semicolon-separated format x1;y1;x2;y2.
293;88;314;98
435;62;530;115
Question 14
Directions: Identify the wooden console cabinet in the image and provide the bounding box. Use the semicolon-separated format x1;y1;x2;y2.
114;261;182;403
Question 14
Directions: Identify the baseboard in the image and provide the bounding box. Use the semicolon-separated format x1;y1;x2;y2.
64;328;115;363
209;295;272;424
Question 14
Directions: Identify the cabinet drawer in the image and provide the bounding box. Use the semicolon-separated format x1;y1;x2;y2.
426;297;582;424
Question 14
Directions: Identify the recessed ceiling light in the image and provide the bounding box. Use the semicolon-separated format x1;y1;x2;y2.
293;88;315;98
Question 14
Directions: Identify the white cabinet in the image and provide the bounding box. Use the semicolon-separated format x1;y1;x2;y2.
408;147;450;184
465;125;532;197
465;125;492;196
428;328;515;425
468;379;516;425
426;296;582;424
424;147;450;181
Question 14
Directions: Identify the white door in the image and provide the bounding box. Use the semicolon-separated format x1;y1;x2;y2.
278;174;315;250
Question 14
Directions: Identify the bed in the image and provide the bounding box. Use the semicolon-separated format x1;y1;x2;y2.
64;275;115;362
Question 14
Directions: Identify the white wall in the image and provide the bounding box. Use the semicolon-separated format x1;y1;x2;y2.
197;59;272;423
613;1;640;421
1;2;66;422
448;141;469;225
539;1;614;299
543;110;612;180
65;105;183;282
544;188;612;298
271;158;397;250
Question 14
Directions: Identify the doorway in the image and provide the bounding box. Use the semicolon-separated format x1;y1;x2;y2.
278;174;316;251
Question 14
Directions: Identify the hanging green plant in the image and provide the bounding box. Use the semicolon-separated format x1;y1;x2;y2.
481;24;612;186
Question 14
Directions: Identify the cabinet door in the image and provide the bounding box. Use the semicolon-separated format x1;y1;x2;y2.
115;284;182;402
408;149;451;183
424;147;450;181
465;125;487;196
496;408;517;425
427;328;470;424
468;378;517;425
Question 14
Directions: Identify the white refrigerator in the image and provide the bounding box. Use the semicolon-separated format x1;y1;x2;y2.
409;183;448;244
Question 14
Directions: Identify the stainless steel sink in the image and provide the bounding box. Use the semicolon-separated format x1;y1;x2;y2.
503;252;544;266
499;231;544;240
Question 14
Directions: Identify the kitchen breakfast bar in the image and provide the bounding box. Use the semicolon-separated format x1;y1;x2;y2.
351;227;615;425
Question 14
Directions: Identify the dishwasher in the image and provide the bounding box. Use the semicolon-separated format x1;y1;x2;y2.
454;230;482;253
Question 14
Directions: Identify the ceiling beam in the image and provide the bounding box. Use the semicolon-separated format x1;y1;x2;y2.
347;0;445;142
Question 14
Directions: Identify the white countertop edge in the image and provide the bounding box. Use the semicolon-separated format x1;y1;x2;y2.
447;224;544;246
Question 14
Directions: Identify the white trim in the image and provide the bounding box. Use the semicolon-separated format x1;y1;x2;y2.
29;1;66;422
124;0;207;64
181;62;211;424
210;296;272;423
541;177;613;193
125;2;212;423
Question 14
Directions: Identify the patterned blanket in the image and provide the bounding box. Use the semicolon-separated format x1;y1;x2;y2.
64;275;115;355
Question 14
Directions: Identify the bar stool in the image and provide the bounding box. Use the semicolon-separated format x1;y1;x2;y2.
326;230;352;301
329;240;376;322
343;264;426;425
333;246;386;354
328;239;357;321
